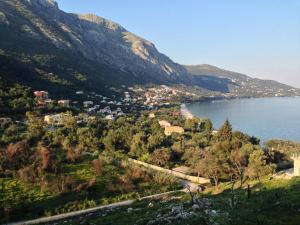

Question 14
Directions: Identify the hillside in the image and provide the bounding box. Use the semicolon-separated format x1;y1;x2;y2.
0;0;299;99
185;64;299;97
0;0;191;98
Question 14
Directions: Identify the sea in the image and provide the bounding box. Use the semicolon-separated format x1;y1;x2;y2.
185;97;300;143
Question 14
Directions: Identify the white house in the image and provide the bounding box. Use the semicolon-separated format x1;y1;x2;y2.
83;101;94;108
291;153;300;176
58;100;70;107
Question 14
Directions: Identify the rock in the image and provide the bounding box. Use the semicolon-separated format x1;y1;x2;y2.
127;208;133;213
25;0;59;10
18;0;190;84
171;205;183;213
0;11;9;25
192;204;200;212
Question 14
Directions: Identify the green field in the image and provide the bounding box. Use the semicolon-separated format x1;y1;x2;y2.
0;158;180;224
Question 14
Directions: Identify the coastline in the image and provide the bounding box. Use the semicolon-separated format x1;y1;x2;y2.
182;97;300;143
180;103;194;119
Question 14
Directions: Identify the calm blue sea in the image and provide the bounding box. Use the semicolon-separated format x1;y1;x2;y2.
186;97;300;143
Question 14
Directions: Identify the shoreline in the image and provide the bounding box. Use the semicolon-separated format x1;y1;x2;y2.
180;103;194;119
180;97;300;144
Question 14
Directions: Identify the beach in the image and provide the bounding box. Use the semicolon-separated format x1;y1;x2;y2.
180;104;194;119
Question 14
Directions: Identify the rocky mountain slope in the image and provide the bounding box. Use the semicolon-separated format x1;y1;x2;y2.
0;0;190;98
0;0;298;99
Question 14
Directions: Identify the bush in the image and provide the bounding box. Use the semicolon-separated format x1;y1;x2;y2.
152;172;177;186
125;165;150;182
66;146;83;163
17;165;37;183
107;174;135;194
91;156;104;175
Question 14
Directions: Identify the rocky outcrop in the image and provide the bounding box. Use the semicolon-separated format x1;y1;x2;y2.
15;0;189;83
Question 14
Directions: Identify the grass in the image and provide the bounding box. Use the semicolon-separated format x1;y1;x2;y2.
51;177;300;225
0;159;180;224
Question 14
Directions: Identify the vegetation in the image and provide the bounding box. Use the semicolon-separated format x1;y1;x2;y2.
59;177;300;225
0;78;34;115
0;105;293;223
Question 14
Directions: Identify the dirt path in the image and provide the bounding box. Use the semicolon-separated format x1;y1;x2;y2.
7;190;182;225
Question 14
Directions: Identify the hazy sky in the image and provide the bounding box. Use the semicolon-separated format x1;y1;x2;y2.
56;0;300;87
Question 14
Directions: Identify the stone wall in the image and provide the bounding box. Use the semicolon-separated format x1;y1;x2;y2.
128;158;210;184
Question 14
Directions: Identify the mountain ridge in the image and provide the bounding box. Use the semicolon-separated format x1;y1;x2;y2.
0;0;299;99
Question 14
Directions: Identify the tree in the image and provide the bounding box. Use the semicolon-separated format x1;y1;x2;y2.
200;118;213;134
36;142;58;173
147;131;166;151
129;132;147;158
245;149;274;181
195;142;231;186
181;145;203;168
196;151;224;186
103;125;132;153
191;132;211;148
5;140;32;170
184;118;201;133
230;148;248;187
77;127;100;152
26;111;44;140
151;148;172;167
217;119;232;141
62;112;77;132
0;124;22;144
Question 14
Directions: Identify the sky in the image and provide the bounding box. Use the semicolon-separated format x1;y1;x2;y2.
56;0;300;87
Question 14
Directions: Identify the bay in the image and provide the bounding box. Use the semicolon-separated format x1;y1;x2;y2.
185;97;300;143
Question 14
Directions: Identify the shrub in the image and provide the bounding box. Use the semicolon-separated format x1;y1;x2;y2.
125;165;150;182
151;148;171;167
152;172;177;186
107;174;135;194
17;165;37;183
5;140;32;170
91;156;104;175
66;145;83;163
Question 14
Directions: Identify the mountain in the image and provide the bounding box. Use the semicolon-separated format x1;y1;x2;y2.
185;64;299;97
0;0;299;99
0;0;190;98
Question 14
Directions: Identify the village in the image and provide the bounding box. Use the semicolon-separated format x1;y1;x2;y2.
0;85;203;127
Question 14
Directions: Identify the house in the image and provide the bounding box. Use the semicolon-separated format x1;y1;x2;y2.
44;114;63;125
149;113;155;118
58;100;70;107
212;130;218;135
0;117;12;127
291;153;300;176
105;115;115;120
76;91;84;95
164;126;184;136
117;112;125;116
159;120;171;128
83;101;93;108
34;91;49;99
